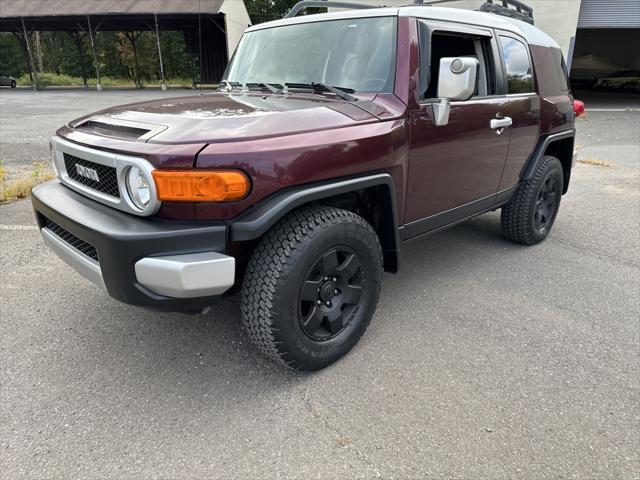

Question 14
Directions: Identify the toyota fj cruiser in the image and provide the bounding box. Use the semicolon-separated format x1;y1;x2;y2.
32;0;580;370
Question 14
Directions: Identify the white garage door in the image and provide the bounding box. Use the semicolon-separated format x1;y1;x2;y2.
578;0;640;28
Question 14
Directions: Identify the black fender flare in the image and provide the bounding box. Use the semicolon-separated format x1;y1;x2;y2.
520;129;575;184
229;173;400;272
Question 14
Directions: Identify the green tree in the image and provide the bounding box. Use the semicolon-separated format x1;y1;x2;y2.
0;33;27;76
245;0;325;24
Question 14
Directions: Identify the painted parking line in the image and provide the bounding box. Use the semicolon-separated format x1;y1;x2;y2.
586;108;640;112
0;224;38;231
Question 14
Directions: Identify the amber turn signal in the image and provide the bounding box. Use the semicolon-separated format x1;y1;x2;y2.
152;170;250;202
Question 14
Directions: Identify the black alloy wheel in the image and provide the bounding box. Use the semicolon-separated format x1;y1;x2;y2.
501;155;564;245
299;247;364;341
533;175;559;233
241;205;383;371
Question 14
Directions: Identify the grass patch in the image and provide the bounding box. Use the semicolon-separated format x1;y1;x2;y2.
0;162;55;202
579;158;611;167
336;434;351;447
18;73;195;89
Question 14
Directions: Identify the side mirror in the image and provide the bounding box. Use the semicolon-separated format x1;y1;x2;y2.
431;57;479;126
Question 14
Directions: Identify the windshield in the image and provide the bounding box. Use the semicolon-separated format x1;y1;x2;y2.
224;17;397;93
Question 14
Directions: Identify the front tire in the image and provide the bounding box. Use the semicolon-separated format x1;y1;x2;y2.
501;155;563;245
10;80;16;88
241;205;383;371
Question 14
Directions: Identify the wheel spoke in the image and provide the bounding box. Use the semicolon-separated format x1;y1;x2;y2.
326;308;344;334
342;284;362;305
301;279;321;302
303;306;324;332
546;177;555;191
321;250;339;274
337;253;361;280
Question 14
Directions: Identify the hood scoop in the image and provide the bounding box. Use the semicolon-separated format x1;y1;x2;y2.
73;116;167;142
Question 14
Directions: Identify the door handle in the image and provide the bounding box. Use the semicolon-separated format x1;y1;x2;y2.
490;117;513;130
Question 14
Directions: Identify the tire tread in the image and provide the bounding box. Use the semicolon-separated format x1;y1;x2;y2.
501;155;562;245
240;205;381;370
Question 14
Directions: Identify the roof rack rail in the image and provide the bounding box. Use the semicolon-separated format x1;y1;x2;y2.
478;0;534;25
284;1;375;19
283;0;535;26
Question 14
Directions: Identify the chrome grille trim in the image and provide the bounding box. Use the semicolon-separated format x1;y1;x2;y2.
50;135;161;217
63;153;120;198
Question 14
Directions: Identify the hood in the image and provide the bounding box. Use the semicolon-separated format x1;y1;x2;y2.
68;92;397;144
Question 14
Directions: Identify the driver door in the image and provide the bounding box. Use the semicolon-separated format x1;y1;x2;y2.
403;22;510;237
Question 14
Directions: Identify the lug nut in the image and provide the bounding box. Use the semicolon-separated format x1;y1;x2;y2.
316;300;322;305
334;289;338;295
325;301;331;306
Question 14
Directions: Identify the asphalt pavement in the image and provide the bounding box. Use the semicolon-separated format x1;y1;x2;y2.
0;88;638;479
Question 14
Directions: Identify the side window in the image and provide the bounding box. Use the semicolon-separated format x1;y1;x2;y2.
419;22;496;100
550;47;569;92
499;36;533;94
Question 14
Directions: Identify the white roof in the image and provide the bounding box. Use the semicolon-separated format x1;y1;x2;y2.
245;5;559;49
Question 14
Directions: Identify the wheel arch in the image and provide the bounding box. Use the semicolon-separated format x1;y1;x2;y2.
229;173;400;273
521;130;575;194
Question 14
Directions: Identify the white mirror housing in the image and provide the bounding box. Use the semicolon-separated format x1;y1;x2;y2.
437;57;479;101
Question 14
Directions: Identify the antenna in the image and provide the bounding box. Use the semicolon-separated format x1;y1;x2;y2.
198;0;203;95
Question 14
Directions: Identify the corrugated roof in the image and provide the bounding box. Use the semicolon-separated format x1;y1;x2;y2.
577;0;640;28
0;0;225;17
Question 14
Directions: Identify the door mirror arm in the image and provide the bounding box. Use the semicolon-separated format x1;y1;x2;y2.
430;99;451;127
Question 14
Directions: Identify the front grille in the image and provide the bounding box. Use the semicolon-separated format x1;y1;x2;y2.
45;219;99;262
75;120;150;140
64;153;120;198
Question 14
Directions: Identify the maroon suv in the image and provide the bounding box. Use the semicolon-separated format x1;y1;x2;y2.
32;2;578;370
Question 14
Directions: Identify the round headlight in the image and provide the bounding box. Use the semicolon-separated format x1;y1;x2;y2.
126;166;151;210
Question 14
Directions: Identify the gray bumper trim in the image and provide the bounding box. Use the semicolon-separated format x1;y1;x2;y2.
135;252;235;298
41;227;106;289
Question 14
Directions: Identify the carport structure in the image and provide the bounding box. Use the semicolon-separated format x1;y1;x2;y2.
0;0;251;90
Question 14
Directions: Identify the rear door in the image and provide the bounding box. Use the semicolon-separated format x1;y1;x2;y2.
495;33;541;192
404;21;510;235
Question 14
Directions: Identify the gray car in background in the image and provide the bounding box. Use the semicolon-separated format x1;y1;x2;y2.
0;74;17;88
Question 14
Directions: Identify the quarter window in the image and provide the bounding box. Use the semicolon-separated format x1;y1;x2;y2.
500;36;533;94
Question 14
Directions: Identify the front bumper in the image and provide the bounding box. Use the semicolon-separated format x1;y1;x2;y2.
32;180;235;312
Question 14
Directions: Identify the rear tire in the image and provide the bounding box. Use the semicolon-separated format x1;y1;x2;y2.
241;205;383;371
10;80;16;88
501;155;563;245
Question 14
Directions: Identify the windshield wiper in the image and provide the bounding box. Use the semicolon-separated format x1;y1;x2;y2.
245;82;284;95
220;80;241;91
285;82;357;102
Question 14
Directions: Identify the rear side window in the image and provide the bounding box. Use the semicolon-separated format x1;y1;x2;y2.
499;36;533;94
550;47;569;91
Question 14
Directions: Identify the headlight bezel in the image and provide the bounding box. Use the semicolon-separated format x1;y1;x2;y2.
125;165;152;210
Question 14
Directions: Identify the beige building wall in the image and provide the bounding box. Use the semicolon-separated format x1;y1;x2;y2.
220;0;253;56
338;0;582;56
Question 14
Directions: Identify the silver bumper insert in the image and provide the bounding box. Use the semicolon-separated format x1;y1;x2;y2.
135;252;235;298
41;227;106;289
41;226;234;299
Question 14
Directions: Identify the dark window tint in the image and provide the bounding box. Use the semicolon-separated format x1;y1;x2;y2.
551;47;569;91
500;36;533;93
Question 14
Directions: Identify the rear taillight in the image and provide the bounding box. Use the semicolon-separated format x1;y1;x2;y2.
573;100;585;117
